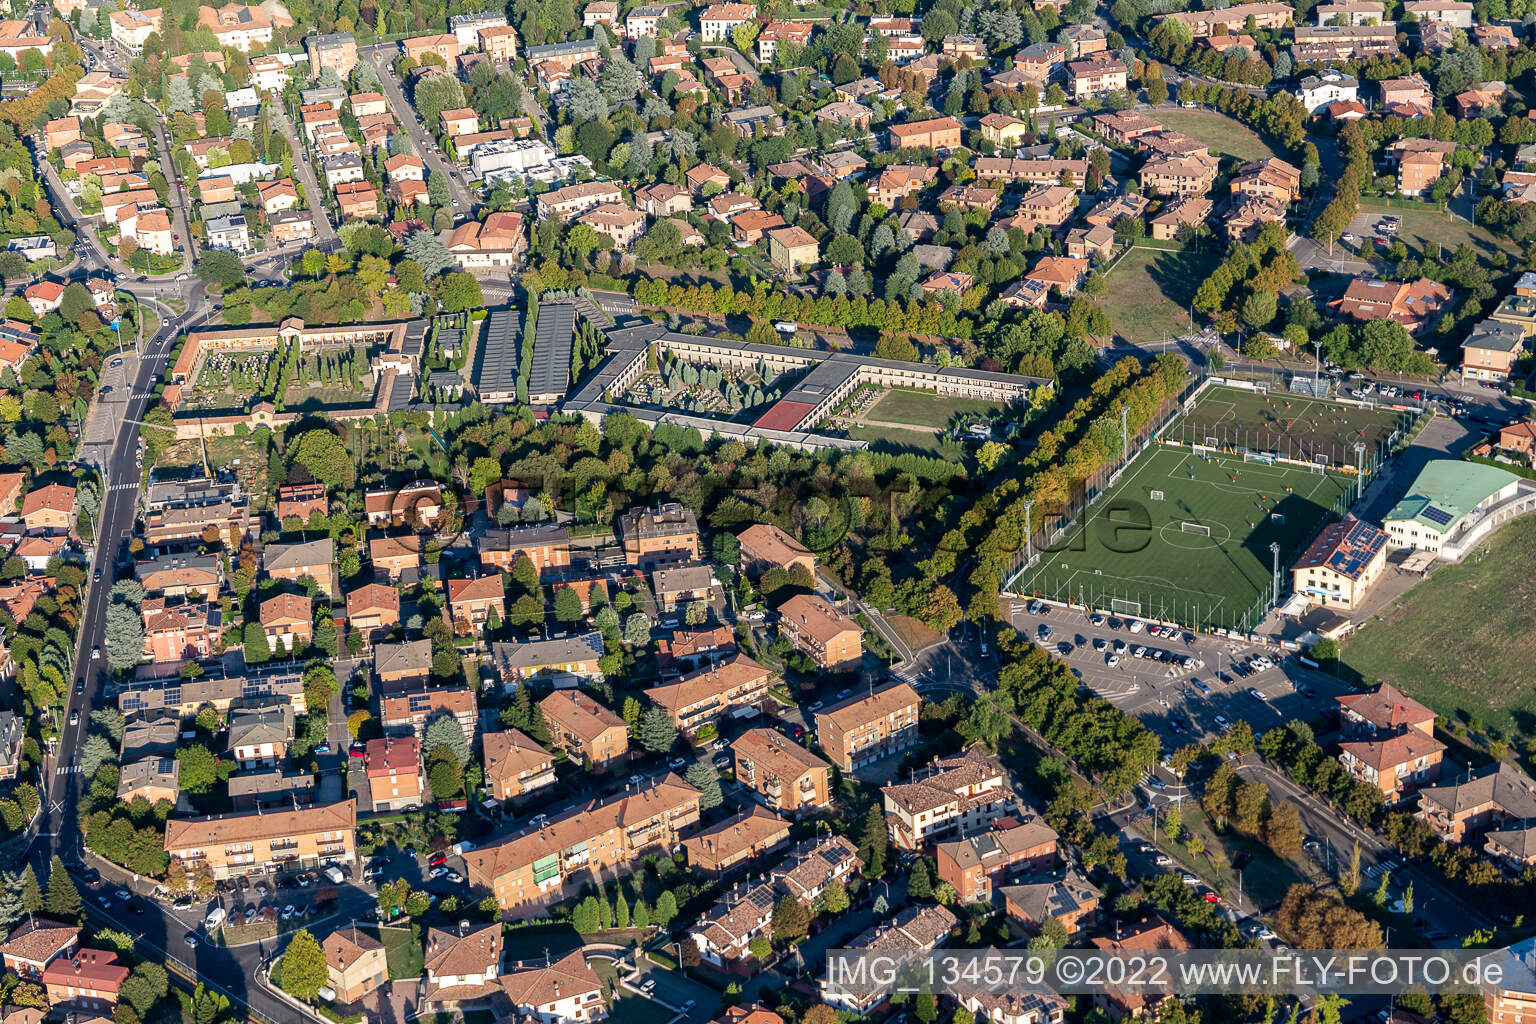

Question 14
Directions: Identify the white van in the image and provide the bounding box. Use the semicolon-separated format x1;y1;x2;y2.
204;906;226;929
324;866;345;884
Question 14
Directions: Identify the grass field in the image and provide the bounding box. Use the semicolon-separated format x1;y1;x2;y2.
1100;249;1219;345
844;423;954;453
1168;386;1412;467
380;924;423;980
1010;387;1408;630
1357;200;1518;265
1343;515;1536;739
863;388;1008;429
1152;109;1279;162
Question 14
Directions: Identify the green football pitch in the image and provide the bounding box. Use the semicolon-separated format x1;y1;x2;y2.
1164;386;1412;468
1014;444;1357;632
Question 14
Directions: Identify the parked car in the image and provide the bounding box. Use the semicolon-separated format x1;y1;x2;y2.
1214;715;1231;729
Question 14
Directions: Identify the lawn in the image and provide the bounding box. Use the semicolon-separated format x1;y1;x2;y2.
863;388;1010;429
1152;109;1279;162
500;922;584;962
843;423;955;453
610;994;677;1024
1357;199;1518;266
380;924;423;980
1343;514;1536;739
1100;248;1219;345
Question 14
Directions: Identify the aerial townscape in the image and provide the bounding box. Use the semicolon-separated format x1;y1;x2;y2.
5;0;1536;1022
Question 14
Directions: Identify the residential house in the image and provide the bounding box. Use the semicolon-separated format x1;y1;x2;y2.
258;592;313;654
375;639;433;689
1090;916;1194;1019
980;113;1030;147
140;597;219;663
498;950;607;1023
324;926;388;1004
1066;224;1116;261
136;551;222;600
1388;137;1457;195
369;535;422;582
421;921;502;1007
43;948;130;1015
1298;70;1358;113
445;575;506;636
228;706;294;769
1150;197;1212;240
1;918;80;982
346;582;400;640
1336;682;1445;799
264;537;334;591
1291;516;1389;610
821;905;958;1014
380;686;477;748
1140;151;1220;197
737;523;816;578
364;735;423;812
536;180;624;220
116;756;181;805
1463;319;1529;382
335;182;380;218
1000;868;1101;936
1379;73;1433;115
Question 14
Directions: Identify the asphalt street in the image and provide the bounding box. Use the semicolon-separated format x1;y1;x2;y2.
363;42;477;211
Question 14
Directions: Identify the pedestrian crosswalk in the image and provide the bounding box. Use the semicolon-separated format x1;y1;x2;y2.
56;764;81;775
110;482;139;492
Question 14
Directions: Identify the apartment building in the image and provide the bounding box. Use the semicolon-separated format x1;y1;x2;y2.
682;805;793;875
306;32;358;80
767;226;819;275
700;2;755;41
732;727;833;814
163;799;357;879
821;905;957;1014
197;3;292;50
376;639;432;689
491;633;605;684
1010;185;1077;231
1090;916;1193;1020
818;682;922;771
380;686;478;748
109;7;161;52
536;180;624;220
647;654;772;733
364;735;423;812
346;582;400;640
888;116;964;151
482;729;557;803
464;775;701;911
539;690;629;767
883;747;1014;850
777;593;862;670
934;816;1060;902
617;503;700;566
478;523;572;575
118;669;308;718
1416;763;1536;845
1141;151;1220;197
1067;57;1127;102
141;599;220;664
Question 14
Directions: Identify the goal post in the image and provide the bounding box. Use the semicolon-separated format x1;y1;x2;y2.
1111;597;1142;617
1244;452;1275;465
1181;521;1211;536
1149;489;1164;501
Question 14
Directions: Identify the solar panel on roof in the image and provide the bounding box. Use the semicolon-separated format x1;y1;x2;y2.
1422;506;1455;526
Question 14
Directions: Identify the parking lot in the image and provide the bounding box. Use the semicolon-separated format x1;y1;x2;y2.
1006;600;1353;748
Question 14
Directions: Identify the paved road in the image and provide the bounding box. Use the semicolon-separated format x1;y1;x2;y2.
362;42;476;212
268;104;339;247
